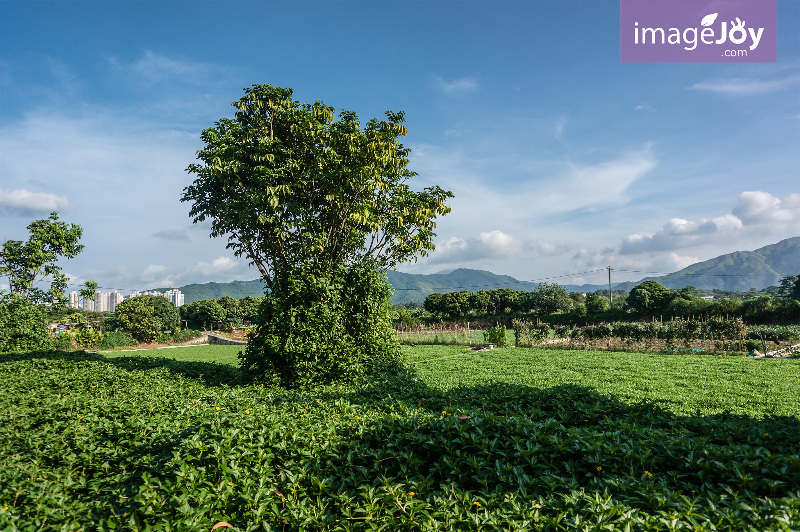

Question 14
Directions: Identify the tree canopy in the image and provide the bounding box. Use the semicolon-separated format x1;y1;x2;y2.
182;84;452;289
627;281;675;314
1;212;86;308
113;295;180;343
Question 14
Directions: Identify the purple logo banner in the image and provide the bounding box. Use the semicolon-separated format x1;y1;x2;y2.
621;0;777;63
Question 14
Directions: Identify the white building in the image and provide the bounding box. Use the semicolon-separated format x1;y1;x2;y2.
94;291;110;312
126;289;184;307
109;291;124;311
165;288;185;307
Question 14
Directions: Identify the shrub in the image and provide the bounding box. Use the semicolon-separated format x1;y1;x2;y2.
241;260;403;387
97;331;137;350
72;326;104;349
0;292;52;352
483;324;508;347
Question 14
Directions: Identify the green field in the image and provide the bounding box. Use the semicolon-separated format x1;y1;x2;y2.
2;345;799;530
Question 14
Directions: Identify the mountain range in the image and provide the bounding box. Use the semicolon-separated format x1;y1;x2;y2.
161;237;800;304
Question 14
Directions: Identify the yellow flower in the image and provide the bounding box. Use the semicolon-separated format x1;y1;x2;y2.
216;407;220;410
596;466;602;472
473;501;481;507
645;471;653;477
409;492;415;496
442;410;447;414
245;410;250;414
228;482;234;486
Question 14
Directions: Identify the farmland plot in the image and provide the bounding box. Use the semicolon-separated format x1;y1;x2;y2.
1;347;799;531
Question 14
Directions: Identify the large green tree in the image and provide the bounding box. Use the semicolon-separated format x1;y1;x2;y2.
778;275;800;300
113;295;180;343
528;282;572;314
627;280;675;314
183;84;452;386
1;212;87;308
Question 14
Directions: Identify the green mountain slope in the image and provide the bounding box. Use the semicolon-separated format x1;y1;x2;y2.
615;237;800;292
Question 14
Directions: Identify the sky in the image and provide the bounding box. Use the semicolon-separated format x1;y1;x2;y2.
1;0;799;295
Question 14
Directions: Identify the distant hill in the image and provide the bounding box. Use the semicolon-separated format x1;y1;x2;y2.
614;237;800;292
387;269;537;304
151;279;266;304
155;237;800;304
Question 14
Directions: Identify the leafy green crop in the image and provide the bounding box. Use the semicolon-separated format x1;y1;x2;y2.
2;347;799;531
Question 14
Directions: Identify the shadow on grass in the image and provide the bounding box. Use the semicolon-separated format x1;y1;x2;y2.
0;349;246;387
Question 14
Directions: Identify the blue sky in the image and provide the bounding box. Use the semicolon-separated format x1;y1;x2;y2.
1;0;798;294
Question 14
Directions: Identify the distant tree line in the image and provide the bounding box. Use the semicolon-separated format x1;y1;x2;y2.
179;296;264;330
411;276;800;325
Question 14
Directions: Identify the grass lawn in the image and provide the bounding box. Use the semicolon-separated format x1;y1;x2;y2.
2;345;799;530
104;343;244;366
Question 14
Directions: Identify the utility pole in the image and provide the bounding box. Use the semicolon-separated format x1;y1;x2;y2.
607;266;613;309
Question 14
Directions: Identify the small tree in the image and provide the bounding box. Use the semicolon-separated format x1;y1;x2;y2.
181;299;227;330
585;292;610;315
114;295;179;343
218;296;243;328
778;275;800;300
183;84;452;386
79;280;99;310
1;212;85;308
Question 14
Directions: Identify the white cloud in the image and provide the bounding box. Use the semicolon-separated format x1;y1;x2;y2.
130;256;249;290
621;214;743;254
690;75;800;95
116;50;227;87
531;239;570;257
620;191;800;255
411;142;657;228
141;264;176;287
432;75;479;95
732;191;800;225
192;256;238;277
0;188;69;215
554;146;657;210
426;230;522;265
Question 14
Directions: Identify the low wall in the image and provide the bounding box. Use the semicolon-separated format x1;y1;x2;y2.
207;333;247;346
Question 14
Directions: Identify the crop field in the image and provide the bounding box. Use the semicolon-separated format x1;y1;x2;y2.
2;345;800;531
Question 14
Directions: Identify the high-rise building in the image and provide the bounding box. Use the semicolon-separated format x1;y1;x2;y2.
69;291;80;309
165;288;184;307
109;291;124;311
94;291;111;312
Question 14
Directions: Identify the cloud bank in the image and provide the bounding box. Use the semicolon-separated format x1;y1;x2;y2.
621;191;800;255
